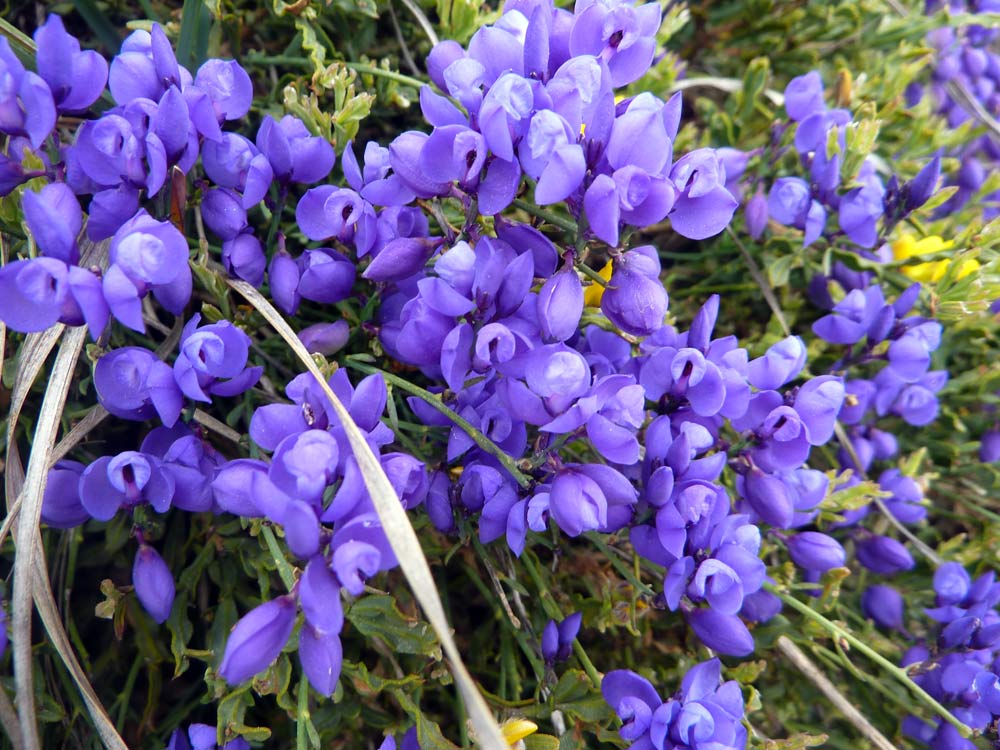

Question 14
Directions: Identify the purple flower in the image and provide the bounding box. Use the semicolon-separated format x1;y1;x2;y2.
668;149;739;240
981;429;1000;463
601;246;668;336
537;270;584;342
838;172;885;248
22;183;83;264
519;111;585;205
192;58;253;124
785;531;846;572
202;133;274;208
256;115;334;185
106;210;192;330
133;544;175;623
173;315;262;403
34;14;108;112
218;595;297;684
201;188;249;240
0;258;100;338
784;71;825;121
686;608;754;656
78;451;175;521
222;232;267;286
299;557;344;635
297;248;356;303
855;534;915;575
0;38;56;148
41;460;90;529
602;669;662;740
299;626;343;695
95;346;183;426
861;585;905;630
299;320;351;356
569;0;661;86
747;336;807;391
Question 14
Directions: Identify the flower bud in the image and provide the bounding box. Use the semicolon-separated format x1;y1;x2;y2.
268;251;301;315
980;429;1000;463
786;531;846;572
745;189;768;240
686;608;754;656
298;321;351;356
541;619;559;663
933;562;970;605
601;249;668;336
41;460;90;528
861;585;904;630
537;270;584;342
201;187;248;240
218;595;297;684
299;626;343;696
133;544;175;624
222;233;266;287
363;237;437;282
855;535;915;575
743;470;794;529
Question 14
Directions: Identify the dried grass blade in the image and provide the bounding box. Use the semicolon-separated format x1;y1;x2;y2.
225;275;508;750
11;325;86;749
32;547;127;750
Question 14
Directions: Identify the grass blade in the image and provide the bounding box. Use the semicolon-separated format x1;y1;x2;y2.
11;326;86;749
71;0;124;54
224;273;509;750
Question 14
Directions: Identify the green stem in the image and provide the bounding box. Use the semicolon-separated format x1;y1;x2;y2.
261;525;296;591
512;198;579;233
576;261;610;288
343;358;532;489
521;553;602;689
296;678;309;750
344;62;426;90
265;191;286;252
766;584;973;738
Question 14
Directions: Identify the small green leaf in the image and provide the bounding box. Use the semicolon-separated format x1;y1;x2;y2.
346;595;441;658
552;669;613;724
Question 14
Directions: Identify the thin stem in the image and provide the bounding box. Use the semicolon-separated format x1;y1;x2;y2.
296;678;309;750
576;261;610;288
344;62;426;90
726;227;790;336
512;198;579;234
767;584;972;738
521;553;602;689
261;525;296;591
833;422;942;565
775;635;897;750
343;358;532;489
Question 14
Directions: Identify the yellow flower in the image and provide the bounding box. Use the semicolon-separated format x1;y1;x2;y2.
891;234;980;283
500;718;538;749
583;260;614;307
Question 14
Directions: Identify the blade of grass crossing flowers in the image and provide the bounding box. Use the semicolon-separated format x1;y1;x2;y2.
11;326;87;749
224;275;509;750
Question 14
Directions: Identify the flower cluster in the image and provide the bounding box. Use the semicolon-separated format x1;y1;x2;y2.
602;659;746;750
862;562;1000;750
741;71;940;251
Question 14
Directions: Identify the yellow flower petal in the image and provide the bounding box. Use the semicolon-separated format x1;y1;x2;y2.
501;719;538;747
583;260;614;308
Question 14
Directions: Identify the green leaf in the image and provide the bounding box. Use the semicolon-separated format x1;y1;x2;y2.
524;734;561;750
737;57;771;124
552;669;613;723
346;595;441;658
918;185;960;214
343;660;423;697
392;690;461;750
167;593;194;678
